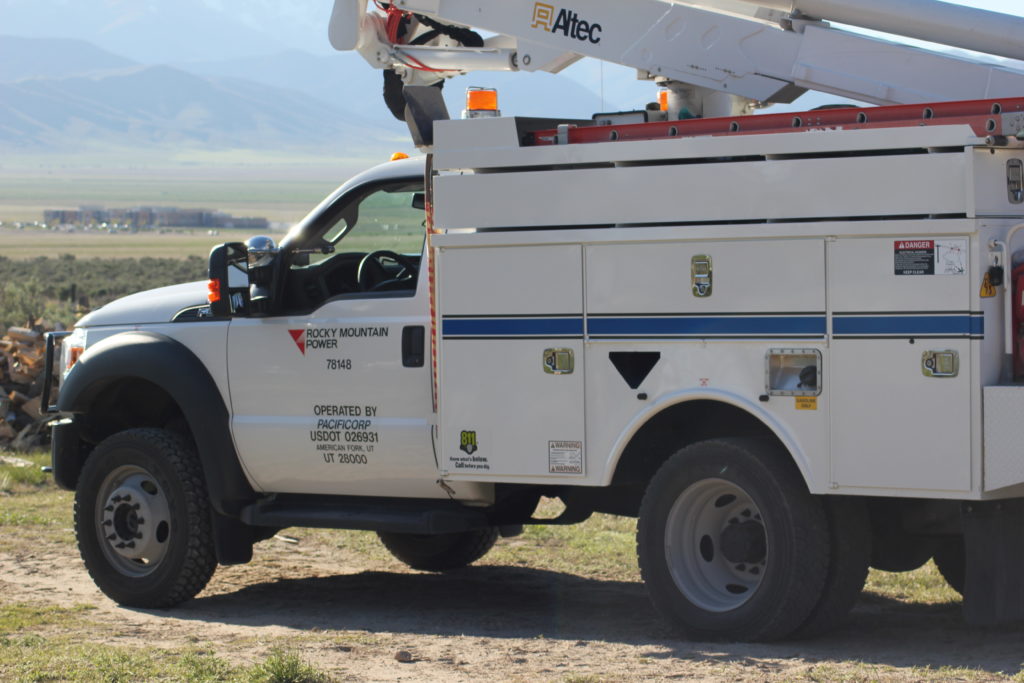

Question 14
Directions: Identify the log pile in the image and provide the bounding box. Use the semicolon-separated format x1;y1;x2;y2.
0;324;62;451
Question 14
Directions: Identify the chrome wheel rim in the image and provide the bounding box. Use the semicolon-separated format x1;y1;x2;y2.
664;478;767;612
95;465;172;576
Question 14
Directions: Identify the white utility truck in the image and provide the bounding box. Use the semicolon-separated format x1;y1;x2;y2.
45;0;1024;640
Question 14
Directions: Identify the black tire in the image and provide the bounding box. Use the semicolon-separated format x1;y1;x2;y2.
933;537;965;595
74;428;217;607
637;438;829;641
377;527;499;571
795;497;871;637
869;529;937;572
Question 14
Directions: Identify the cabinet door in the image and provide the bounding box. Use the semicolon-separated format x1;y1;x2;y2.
438;244;587;482
828;236;974;493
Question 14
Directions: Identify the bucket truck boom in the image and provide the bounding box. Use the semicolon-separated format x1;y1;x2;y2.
329;0;1024;117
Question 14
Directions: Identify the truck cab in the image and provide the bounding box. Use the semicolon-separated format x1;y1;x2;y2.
220;157;453;500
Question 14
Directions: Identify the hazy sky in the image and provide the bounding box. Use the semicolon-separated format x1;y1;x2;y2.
949;0;1019;11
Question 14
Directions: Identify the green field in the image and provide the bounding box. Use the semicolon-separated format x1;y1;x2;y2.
0;164;366;225
0;181;426;328
0;163;426;261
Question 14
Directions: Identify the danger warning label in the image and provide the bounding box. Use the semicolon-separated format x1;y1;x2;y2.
894;239;967;276
894;240;935;275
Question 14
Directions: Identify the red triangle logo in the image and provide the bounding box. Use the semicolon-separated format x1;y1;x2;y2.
288;329;306;355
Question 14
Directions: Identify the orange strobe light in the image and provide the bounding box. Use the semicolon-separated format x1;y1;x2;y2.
463;87;500;118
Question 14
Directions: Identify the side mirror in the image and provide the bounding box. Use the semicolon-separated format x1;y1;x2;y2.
208;242;248;317
246;235;278;269
246;235;279;316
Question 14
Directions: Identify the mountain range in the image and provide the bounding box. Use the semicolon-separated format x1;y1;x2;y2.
0;0;679;159
0;0;331;64
0;33;618;157
10;0;1018;160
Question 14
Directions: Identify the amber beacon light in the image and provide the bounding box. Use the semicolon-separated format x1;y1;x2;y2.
658;89;669;112
463;87;500;119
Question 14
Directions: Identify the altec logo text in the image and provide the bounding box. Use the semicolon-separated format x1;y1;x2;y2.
531;3;602;44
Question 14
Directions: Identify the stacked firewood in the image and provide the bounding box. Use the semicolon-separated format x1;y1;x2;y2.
0;324;62;451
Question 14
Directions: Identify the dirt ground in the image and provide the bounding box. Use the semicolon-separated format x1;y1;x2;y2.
3;529;1024;683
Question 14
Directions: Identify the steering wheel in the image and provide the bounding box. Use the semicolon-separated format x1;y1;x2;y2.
357;250;419;291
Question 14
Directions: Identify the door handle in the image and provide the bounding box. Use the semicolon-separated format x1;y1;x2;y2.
402;326;425;367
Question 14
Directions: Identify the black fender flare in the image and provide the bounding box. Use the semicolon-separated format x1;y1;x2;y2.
56;330;256;518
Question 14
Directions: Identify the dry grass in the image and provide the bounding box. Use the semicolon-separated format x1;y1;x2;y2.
3;452;1022;681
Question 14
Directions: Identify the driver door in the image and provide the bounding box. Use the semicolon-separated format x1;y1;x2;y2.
226;180;441;498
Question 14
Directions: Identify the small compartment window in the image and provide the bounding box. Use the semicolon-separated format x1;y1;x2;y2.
766;349;822;396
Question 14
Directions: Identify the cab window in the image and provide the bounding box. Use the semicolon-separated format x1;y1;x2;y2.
284;181;425;311
313;185;424;263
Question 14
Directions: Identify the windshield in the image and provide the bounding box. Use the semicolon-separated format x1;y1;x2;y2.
303;181;424;266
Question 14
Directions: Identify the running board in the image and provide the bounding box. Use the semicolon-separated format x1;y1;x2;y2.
240;495;490;535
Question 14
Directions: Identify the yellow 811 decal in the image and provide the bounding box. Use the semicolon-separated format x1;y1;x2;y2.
459;430;478;454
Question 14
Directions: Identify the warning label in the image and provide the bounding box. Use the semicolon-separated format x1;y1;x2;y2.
894;240;935;275
894;239;967;276
935;239;967;275
548;440;583;474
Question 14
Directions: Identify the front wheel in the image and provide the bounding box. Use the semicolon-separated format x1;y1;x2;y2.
74;428;217;607
637;438;829;641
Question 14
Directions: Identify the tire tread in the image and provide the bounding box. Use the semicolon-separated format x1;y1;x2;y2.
74;428;217;608
795;497;871;637
637;437;829;641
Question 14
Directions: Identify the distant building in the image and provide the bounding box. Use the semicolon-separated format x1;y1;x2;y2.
43;206;269;230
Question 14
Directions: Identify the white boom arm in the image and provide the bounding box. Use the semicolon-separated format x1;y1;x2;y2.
330;0;1024;117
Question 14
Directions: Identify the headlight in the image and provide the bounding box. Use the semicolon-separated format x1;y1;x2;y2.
61;327;88;379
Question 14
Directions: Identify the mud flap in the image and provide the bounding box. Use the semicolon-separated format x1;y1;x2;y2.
211;512;254;566
962;499;1024;625
50;418;82;491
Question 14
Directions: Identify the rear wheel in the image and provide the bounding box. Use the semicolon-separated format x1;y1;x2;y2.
637;438;829;641
933;537;965;595
795;497;871;637
74;428;217;607
870;530;937;573
378;527;499;571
